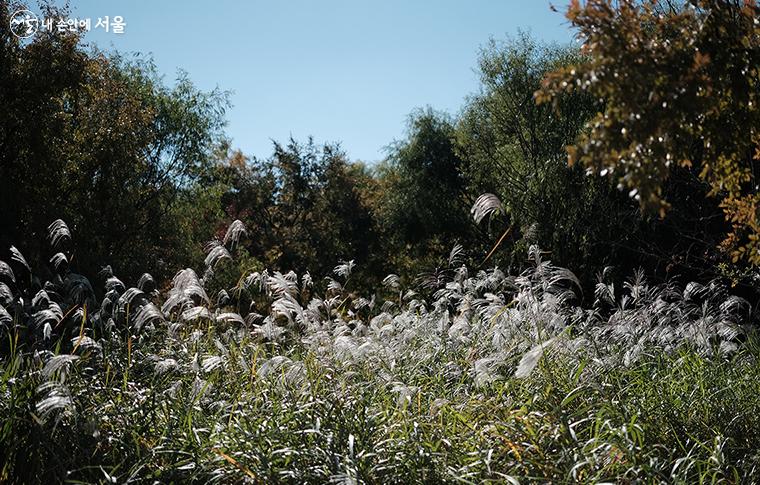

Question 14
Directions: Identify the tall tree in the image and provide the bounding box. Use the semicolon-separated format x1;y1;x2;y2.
377;108;479;273
220;139;383;285
458;34;640;281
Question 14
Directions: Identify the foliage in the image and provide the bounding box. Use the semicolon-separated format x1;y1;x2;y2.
218;139;383;290
537;0;760;267
0;1;229;282
3;3;760;480
0;221;757;483
458;34;646;282
380;109;476;250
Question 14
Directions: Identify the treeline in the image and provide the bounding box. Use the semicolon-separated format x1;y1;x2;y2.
1;1;756;301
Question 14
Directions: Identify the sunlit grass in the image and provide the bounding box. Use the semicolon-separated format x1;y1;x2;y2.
1;220;759;483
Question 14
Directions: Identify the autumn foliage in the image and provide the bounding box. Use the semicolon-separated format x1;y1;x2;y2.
537;0;760;265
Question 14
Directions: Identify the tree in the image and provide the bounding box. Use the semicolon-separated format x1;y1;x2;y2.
457;34;641;281
0;1;229;282
220;139;383;287
377;108;480;274
537;0;760;269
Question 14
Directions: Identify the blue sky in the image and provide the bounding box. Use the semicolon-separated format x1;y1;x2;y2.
46;1;574;162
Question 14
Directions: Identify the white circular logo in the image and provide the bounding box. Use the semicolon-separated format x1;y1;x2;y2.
10;9;39;39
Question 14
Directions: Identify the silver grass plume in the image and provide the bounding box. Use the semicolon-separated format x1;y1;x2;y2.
49;252;68;273
0;282;13;307
514;336;560;378
116;288;146;317
0;304;12;327
155;358;178;374
182;306;211;321
448;244;465;267
471;193;504;224
31;289;51;310
163;268;209;314
301;272;313;290
0;260;15;284
36;381;74;422
133;302;164;332
267;271;299;297
334;260;356;279
9;246;30;274
42;354;79;380
216;289;230;306
33;303;63;331
216;312;244;325
204;240;232;268
105;276;126;294
223;219;247;249
382;274;400;290
47;219;71;249
137;273;155;292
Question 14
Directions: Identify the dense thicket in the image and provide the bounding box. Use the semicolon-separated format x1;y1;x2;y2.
538;0;760;281
215;139;384;286
456;36;639;285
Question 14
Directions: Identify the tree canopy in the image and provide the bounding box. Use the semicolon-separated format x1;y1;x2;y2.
537;0;760;268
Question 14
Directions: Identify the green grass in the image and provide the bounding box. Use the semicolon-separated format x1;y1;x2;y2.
2;320;759;484
2;225;759;483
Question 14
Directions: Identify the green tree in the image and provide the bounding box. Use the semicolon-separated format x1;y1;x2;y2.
220;139;383;287
0;1;229;283
377;108;481;275
458;34;641;281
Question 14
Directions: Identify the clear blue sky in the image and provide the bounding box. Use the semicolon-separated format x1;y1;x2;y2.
46;1;573;162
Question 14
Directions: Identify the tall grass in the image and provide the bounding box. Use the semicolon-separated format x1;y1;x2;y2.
1;220;758;483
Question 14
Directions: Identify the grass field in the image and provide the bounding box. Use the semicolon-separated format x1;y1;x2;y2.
2;221;759;483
